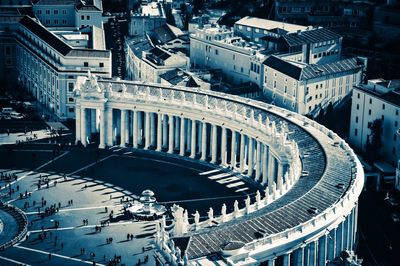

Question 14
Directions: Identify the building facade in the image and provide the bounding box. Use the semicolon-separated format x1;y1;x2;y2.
129;2;166;37
350;79;400;166
263;55;366;115
190;25;266;88
74;74;364;266
32;0;103;29
8;15;111;119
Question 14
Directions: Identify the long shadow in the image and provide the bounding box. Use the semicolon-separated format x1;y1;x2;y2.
117;239;131;243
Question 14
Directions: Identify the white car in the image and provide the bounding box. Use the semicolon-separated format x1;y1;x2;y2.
10;112;25;119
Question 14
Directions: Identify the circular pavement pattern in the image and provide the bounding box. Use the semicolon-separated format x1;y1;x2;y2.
0;144;257;265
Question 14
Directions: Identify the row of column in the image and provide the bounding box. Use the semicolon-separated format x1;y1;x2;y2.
265;204;358;266
76;107;287;187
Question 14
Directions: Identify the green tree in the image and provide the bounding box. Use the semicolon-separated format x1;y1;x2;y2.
365;118;383;161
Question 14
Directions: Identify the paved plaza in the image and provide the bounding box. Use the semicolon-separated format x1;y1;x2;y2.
0;143;258;265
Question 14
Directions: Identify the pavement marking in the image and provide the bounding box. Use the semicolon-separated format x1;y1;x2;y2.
160;193;254;204
199;169;220;175
24;204;123;215
0;255;32;266
208;172;232;180
6;151;70;187
216;177;239;184
235;187;249;192
27;220;153;234
68;155;114;175
113;148;123;152
123;151;132;155
14;245;105;266
226;181;245;188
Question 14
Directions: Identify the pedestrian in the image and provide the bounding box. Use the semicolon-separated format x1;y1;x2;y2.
61;243;64;249
48;253;51;260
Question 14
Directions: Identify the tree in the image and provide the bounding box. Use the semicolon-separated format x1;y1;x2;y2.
365;118;383;162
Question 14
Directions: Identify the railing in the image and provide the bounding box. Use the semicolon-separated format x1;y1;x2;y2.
0;201;28;251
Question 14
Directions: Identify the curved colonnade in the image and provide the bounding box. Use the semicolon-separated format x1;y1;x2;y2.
74;74;364;266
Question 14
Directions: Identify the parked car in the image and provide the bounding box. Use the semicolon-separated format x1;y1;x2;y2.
1;107;15;115
10;112;25;119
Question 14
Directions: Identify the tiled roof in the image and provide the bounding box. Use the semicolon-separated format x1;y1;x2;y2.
282;28;342;47
19;16;72;56
235;16;307;33
263;56;364;81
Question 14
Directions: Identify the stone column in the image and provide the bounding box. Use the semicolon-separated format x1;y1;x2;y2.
144;111;150;150
337;220;344;256
180;117;185;156
175;116;180;150
201;121;207;161
107;108;113;146
248;138;254;177
186;118;191;153
120;109;127;147
328;228;337;261
255;141;261;182
318;234;328;266
277;162;283;191
262;145;268;186
267;258;275;266
309;241;317;266
168;115;174;154
190;120;196;159
137;111;143;145
221;127;227;165
349;210;354;250
239;133;246;173
231;130;237;168
99;107;106;149
211;124;218;163
294;246;304;266
268;154;275;185
162;115;168;149
75;104;81;144
80;107;87;147
133;110;138;148
282;253;291;266
157;113;162;151
151;113;156;147
345;214;351;251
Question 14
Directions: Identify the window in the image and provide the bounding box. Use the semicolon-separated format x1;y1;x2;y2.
68;107;74;113
394;134;397;141
240;67;243;73
355;129;358;136
383;104;385;110
68;83;74;92
232;54;235;60
382;115;384;121
54;19;58;24
62;19;67;24
368;109;371;115
397;110;399;115
45;10;50;15
357;93;360;99
54;10;58;15
68;97;74;103
395;121;398;127
86;16;90;20
247;27;251;31
273;81;277;88
83;62;88;67
356;116;358;123
37;10;42;15
215;49;218;55
99;62;104;68
356;104;359;110
81;15;84;20
62;9;67;15
369;98;372;104
5;46;10;55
